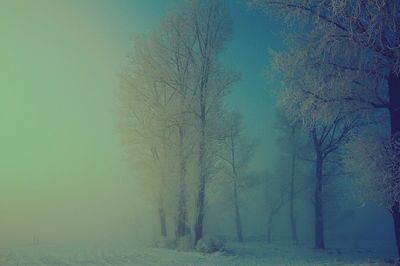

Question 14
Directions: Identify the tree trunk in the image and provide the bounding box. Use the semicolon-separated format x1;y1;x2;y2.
230;136;243;242
388;72;400;257
153;146;167;238
159;203;167;237
289;152;299;245
176;126;189;239
194;118;207;245
392;203;400;257
233;179;243;242
266;213;273;243
314;150;325;249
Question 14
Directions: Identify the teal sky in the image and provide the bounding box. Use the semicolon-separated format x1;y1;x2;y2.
0;0;284;245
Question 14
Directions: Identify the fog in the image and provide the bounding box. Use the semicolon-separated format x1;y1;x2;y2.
0;0;398;265
0;0;162;248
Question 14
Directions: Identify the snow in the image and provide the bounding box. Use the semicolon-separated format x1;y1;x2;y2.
0;241;395;266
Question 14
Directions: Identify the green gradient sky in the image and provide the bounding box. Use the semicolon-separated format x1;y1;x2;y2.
0;0;282;245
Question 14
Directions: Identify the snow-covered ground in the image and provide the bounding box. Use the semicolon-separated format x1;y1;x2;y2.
0;241;396;266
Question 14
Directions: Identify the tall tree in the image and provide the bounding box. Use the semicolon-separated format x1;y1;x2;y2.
288;124;299;245
307;116;355;249
119;19;196;240
180;0;239;245
273;75;358;248
120;0;238;246
157;12;197;240
118;46;178;237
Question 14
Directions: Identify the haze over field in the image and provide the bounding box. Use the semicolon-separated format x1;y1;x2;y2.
0;0;277;245
0;0;399;265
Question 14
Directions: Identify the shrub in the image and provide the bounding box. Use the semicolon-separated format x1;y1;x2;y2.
195;236;225;253
176;235;194;251
152;236;176;249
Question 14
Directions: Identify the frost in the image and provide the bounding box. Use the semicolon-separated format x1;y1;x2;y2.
345;132;400;209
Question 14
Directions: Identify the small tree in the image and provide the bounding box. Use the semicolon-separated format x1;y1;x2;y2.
274;111;303;245
265;173;288;243
217;111;257;242
307;116;356;249
275;78;359;249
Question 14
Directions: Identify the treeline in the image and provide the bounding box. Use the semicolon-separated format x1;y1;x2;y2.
252;0;400;256
118;0;254;249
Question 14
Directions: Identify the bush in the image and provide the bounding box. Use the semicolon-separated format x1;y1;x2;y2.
195;236;225;253
176;235;194;251
152;236;176;249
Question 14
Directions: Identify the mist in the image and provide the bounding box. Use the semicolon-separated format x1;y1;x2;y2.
1;0;399;265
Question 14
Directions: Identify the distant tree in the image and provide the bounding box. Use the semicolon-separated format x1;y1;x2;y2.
217;111;257;242
119;14;196;240
274;81;358;249
307;116;357;249
276;113;356;249
118;55;178;237
274;111;303;245
265;173;288;243
264;151;310;244
288;125;299;245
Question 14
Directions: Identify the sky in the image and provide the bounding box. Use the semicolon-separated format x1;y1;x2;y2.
0;0;286;246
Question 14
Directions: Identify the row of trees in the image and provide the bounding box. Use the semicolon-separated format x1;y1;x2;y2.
252;0;400;255
118;0;254;247
117;0;399;254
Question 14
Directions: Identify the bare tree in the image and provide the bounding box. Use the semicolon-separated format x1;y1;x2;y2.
119;0;238;247
118;22;195;240
118;55;177;237
264;157;307;244
275;111;302;245
265;176;288;243
307;115;357;249
180;0;239;245
158;12;197;241
275;94;358;249
217;111;256;242
288;124;299;245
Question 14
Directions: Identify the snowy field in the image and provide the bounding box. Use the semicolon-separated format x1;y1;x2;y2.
0;241;397;266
